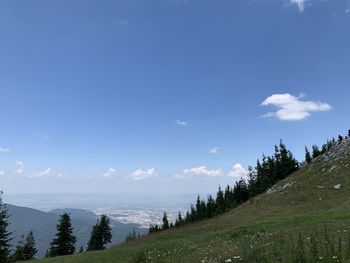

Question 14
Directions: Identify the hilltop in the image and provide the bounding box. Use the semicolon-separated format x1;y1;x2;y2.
34;137;350;262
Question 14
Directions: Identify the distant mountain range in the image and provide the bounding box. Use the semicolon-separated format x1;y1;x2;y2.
6;204;147;258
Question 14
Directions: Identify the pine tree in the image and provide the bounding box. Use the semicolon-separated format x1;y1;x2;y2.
0;192;11;263
312;145;321;158
206;195;216;218
162;212;169;230
49;213;76;257
305;146;312;163
149;224;160;234
233;178;249;204
87;224;100;251
79;246;84;253
12;231;37;261
215;187;225;214
175;212;183;227
195;195;202;220
87;215;112;251
99;215;112;248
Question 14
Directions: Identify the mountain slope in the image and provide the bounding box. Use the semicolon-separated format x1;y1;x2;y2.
7;206;146;258
35;138;350;262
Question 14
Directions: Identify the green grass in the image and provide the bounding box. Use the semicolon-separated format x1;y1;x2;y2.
31;144;350;263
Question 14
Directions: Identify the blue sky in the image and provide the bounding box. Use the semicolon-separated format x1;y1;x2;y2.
0;0;349;194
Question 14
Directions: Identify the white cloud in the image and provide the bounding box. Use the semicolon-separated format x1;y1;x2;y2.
175;166;223;179
0;171;5;177
36;168;52;177
31;168;70;179
131;168;158;180
227;164;249;180
261;93;332;121
0;148;10;153
102;168;118;178
208;147;220;154
175;120;188;126
290;0;308;12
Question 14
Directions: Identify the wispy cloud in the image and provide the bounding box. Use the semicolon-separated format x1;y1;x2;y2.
174;0;190;4
0;148;10;153
130;168;158;180
261;93;332;121
208;147;220;154
175;120;188;126
290;0;308;12
102;168;118;179
36;168;52;177
175;166;223;179
15;160;25;175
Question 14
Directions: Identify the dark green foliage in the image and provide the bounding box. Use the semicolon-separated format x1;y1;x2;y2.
215;187;225;214
149;141;301;233
232;179;249;204
0;193;11;263
148;225;161;234
248;140;299;197
148;137;339;234
125;230;137;242
87;215;112;251
11;233;35;261
162;212;169;230
206;195;216;218
303;138;337;164
305;146;312;163
175;212;183;227
312;145;321;159
78;246;84;253
49;213;76;257
132;251;149;263
11;231;37;261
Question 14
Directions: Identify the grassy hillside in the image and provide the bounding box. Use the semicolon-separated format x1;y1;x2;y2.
34;139;350;262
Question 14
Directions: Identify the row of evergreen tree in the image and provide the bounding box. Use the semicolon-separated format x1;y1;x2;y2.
304;138;337;164
150;140;300;233
0;194;113;262
151;134;347;233
304;131;350;164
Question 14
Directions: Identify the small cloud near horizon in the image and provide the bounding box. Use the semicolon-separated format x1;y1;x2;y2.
102;168;118;179
175;166;223;179
130;168;158;180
